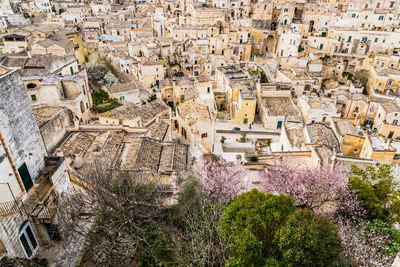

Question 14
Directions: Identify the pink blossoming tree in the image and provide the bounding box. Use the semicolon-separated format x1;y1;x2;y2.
260;160;363;218
193;154;247;204
337;219;393;266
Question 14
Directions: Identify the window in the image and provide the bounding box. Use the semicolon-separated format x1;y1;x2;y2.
348;36;352;42
338;36;341;41
352;14;356;18
319;44;324;49
388;131;394;139
31;95;37;101
277;121;282;129
388;80;393;85
379;16;384;21
201;133;208;138
207;87;210;93
394;119;398;125
120;96;125;100
180;95;184;100
375;37;378;43
26;83;37;89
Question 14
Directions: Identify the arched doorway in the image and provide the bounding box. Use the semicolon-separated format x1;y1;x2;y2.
0;239;6;257
266;35;274;53
80;101;85;114
19;221;39;259
67;109;74;126
309;20;314;32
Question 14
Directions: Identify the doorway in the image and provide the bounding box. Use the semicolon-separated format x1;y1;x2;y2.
18;163;33;192
19;221;39;259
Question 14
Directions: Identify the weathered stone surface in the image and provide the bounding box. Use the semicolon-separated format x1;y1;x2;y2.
0;69;47;182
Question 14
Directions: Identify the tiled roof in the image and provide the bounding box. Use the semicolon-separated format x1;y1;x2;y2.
60;132;188;177
146;121;169;141
176;101;211;126
101;99;170;125
33;106;64;127
262;97;299;116
307;123;340;151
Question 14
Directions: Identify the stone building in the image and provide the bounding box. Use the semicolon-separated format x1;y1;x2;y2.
0;66;72;259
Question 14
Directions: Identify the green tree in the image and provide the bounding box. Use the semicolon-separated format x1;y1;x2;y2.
349;164;400;224
279;209;341;267
220;189;295;266
147;94;157;102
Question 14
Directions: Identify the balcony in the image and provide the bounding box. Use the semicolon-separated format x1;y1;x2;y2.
0;157;64;222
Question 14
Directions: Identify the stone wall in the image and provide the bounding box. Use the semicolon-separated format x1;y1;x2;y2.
0;70;47;183
0;213;28;258
49;157;72;195
39;109;70;152
0;212;50;258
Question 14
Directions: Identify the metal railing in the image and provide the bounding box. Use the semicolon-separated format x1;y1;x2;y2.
0;201;23;217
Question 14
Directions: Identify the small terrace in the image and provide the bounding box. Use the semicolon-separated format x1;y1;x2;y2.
0;157;64;222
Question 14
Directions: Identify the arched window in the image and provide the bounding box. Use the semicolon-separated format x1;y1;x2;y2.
80;101;85;114
26;83;37;89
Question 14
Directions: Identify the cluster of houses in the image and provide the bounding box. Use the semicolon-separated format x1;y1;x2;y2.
1;0;400;264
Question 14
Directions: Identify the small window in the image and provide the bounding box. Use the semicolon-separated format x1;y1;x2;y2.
31;95;37;101
180;95;184;100
379;16;384;21
201;133;208;138
27;83;37;89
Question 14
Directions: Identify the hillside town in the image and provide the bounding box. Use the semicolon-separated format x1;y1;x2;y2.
1;0;400;266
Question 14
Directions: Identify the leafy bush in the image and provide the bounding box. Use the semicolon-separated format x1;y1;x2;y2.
220;189;295;266
349;164;400;224
147;94;157;103
91;89;110;105
249;156;258;162
91;99;122;113
279;209;341;266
